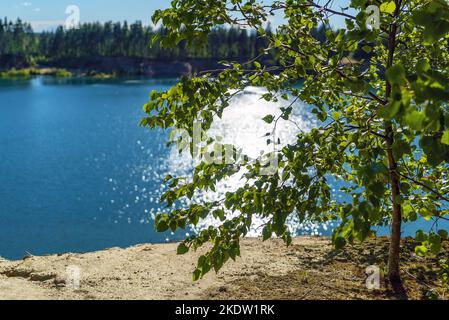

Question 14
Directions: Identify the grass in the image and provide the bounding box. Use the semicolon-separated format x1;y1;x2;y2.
0;68;32;79
204;237;449;300
0;68;119;80
85;71;117;79
0;67;72;79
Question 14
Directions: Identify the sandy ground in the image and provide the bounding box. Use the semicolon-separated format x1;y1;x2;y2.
0;237;447;300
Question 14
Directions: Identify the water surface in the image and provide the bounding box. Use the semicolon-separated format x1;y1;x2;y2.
0;77;445;259
0;77;182;259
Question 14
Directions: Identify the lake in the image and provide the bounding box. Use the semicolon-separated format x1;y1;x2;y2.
0;77;185;259
0;77;444;259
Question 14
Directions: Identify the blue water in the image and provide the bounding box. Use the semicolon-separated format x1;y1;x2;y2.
0;77;446;259
0;77;186;259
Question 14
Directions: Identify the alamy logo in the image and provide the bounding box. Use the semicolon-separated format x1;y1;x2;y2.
65;5;80;30
365;265;381;290
366;5;380;30
66;265;81;289
366;2;398;30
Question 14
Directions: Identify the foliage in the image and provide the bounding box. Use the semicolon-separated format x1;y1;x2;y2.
0;68;31;79
54;69;72;78
0;18;36;64
0;67;72;79
142;0;449;281
426;258;449;299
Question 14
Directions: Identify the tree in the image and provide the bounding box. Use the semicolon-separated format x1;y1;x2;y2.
142;0;449;286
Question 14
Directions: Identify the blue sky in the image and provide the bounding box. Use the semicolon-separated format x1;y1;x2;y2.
1;0;350;31
1;0;171;31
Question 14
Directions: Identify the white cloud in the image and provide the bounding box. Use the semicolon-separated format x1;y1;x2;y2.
30;20;65;32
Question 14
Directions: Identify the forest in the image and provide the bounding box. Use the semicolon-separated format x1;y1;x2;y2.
0;18;274;70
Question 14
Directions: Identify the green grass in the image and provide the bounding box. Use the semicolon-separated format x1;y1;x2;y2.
0;68;31;79
85;71;117;79
0;68;73;79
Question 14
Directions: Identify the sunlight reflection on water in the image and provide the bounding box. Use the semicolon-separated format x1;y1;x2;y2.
158;86;334;237
100;83;447;242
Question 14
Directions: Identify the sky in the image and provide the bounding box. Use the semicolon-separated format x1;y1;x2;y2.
0;0;171;31
0;0;350;32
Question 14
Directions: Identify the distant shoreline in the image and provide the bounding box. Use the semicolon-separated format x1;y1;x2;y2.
0;57;234;80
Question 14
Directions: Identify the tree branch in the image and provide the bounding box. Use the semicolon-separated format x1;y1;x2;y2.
397;172;449;203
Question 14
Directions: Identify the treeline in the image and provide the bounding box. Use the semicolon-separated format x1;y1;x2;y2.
0;18;273;66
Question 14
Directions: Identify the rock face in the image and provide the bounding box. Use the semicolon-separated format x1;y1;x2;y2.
42;57;223;77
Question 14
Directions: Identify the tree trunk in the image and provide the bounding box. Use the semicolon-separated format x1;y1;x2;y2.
385;129;402;283
385;0;403;284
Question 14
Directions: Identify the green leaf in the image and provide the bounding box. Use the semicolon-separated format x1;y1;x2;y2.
429;233;442;254
332;112;342;121
380;1;396;14
169;220;178;232
405;110;426;131
262;225;272;241
177;243;190;255
386;65;406;86
416;60;430;75
368;181;385;197
403;203;417;221
412;1;449;44
379;101;402;120
415;245;428;257
393;139;412;159
262;115;274;124
415;230;427;242
285;233;292;246
192;269;201;281
334;237;346;250
442;130;449;145
438;229;448;240
362;45;372;53
420;207;434;221
156;220;169;232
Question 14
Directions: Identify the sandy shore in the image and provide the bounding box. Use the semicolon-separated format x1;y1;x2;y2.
0;237;447;300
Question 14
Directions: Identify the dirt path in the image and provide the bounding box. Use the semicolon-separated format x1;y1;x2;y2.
0;237;447;300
